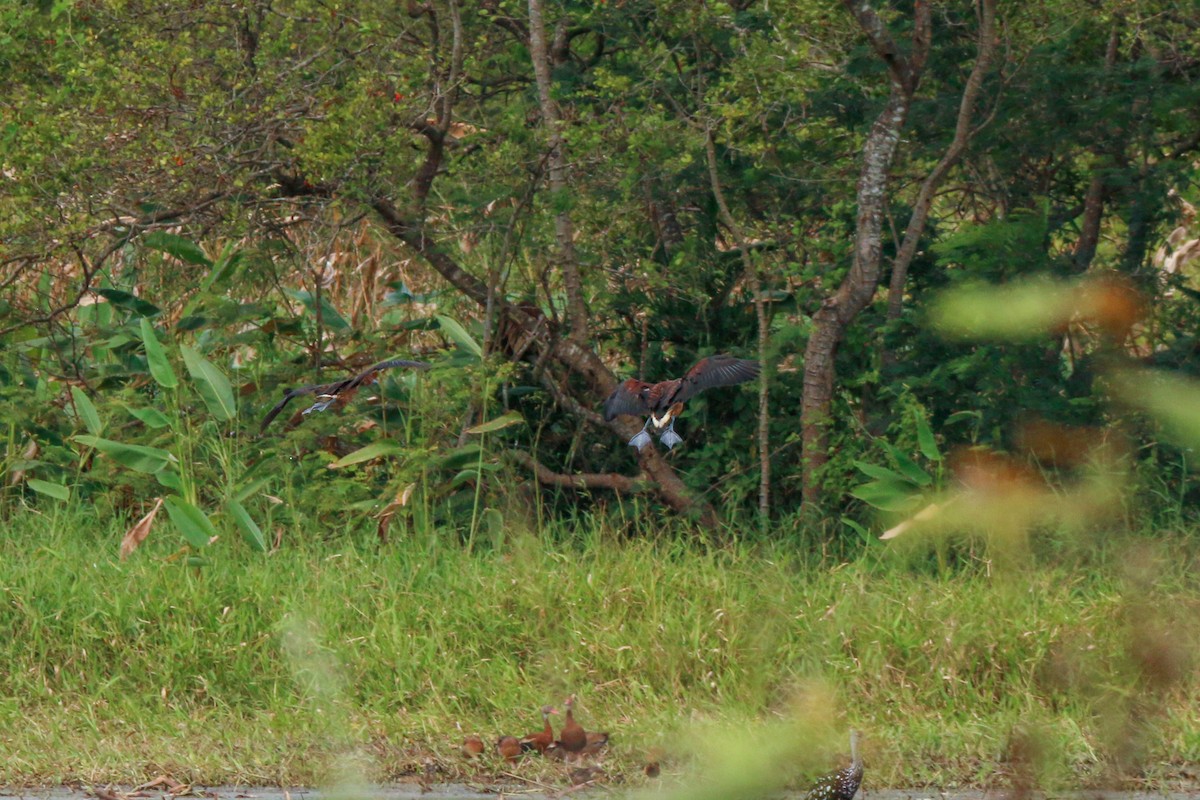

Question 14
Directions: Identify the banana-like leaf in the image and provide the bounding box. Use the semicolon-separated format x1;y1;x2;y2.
75;435;176;473
181;345;236;420
140;317;179;389
164;496;217;549
327;441;405;469
70;386;104;436
27;479;70;501
226;498;267;553
465;411;524;435
436;314;483;358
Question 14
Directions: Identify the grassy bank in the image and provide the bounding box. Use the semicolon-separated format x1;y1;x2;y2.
0;507;1197;789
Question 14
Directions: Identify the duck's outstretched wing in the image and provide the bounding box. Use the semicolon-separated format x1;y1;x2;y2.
676;355;759;403
603;378;652;420
259;358;429;432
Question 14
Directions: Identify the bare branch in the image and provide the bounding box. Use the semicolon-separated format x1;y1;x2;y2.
506;450;644;494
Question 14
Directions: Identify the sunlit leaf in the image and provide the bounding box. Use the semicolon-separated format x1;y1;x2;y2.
181;345;236;420
164;496;217;549
853;461;912;485
120;497;163;559
436;314;483;358
75;435;176;473
27;479;70;501
69;386;104;436
327;441;404;469
139;317;179;389
465;411;524;435
849;479;923;514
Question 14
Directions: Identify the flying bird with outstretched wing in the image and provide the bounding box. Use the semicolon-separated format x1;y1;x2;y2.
603;354;759;451
259;358;429;432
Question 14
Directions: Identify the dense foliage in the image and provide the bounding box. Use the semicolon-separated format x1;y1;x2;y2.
2;0;1200;537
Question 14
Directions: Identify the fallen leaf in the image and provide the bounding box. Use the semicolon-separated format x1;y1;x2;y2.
120;497;163;560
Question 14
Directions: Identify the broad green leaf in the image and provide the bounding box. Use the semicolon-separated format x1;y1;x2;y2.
70;386;104;436
436;314;483;358
465;411;524;435
139;317;179;389
156;469;183;491
127;405;172;429
74;435;176;473
841;516;872;544
283;288;349;331
226;498;267;552
849;479;923;514
853;461;912;485
233;475;273;504
915;415;942;462
27;479;70;501
181;345;236;420
95;288;161;317
142;231;213;267
164;496;217;549
327;441;404;469
881;444;935;486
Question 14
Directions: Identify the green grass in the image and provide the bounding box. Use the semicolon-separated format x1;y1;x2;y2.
0;506;1197;789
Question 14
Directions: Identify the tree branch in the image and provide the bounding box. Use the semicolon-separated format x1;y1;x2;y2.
506;450;644;493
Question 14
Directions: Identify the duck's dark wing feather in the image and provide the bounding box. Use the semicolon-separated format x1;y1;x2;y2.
676;355;759;402
260;359;429;432
346;358;430;389
259;383;326;432
603;379;652;420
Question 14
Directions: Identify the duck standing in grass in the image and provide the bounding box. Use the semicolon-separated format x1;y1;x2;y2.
519;704;558;754
603;355;760;450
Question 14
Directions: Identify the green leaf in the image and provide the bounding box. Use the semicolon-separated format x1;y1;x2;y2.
233;476;273;504
841;516;872;544
852;460;912;485
849;479;922;514
436;314;483;358
164;496;217;549
226;498;267;552
127;405;172;429
142;231;213;267
74;435;176;473
69;386;104;436
327;441;404;469
156;469;183;491
1110;369;1200;449
465;411;524;435
27;479;70;501
915;415;942;462
95;288;161;318
880;444;935;487
180;345;236;420
283;288;349;331
139;317;179;389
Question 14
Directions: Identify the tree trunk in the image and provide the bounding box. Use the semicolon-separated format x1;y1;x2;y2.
528;0;588;342
704;126;771;531
801;0;930;506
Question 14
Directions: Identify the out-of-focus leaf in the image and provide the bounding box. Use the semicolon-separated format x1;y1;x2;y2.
70;386;104;436
155;469;183;491
142;231;213;266
436;314;483;358
849;479;922;514
75;435;176;473
226;498;267;552
327;441;404;469
181;345;236;420
465;411;524;435
1110;368;1200;450
164;496;217;549
27;479;70;501
120;497;163;559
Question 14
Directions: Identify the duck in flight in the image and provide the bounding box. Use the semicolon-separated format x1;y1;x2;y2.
603;354;759;451
259;358;429;432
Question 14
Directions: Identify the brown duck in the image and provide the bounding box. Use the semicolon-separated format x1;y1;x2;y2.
603;355;759;450
260;357;429;431
519;704;558;754
496;735;523;763
461;734;485;758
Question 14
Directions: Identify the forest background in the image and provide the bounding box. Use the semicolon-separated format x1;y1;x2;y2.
1;0;1199;791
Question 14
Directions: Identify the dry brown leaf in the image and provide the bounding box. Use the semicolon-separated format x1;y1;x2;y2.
120;497;163;560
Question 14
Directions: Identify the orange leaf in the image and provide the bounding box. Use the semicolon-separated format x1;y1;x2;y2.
120;497;163;560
